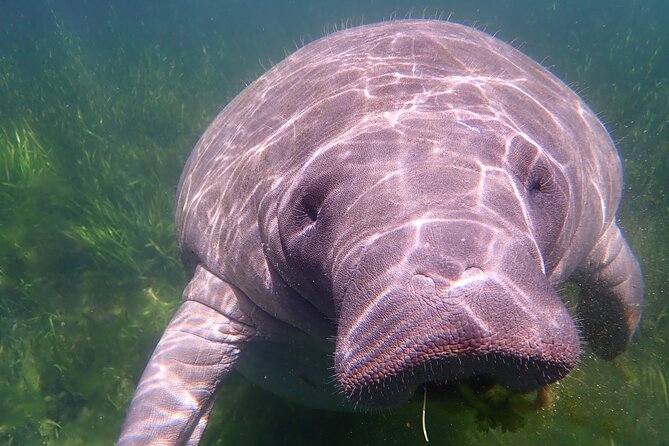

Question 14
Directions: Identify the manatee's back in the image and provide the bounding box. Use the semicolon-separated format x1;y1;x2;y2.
175;20;621;284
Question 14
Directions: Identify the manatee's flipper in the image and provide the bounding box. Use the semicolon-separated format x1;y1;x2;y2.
576;222;644;359
118;266;255;445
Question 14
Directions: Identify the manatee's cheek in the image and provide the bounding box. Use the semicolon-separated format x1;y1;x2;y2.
508;140;570;270
271;172;342;297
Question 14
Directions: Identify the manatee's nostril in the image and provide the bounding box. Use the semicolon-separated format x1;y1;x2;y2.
410;273;436;298
462;266;484;279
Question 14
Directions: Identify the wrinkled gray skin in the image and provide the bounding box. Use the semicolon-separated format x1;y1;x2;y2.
118;20;644;445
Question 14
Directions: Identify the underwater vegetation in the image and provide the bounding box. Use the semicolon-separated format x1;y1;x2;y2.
0;1;667;445
0;4;225;443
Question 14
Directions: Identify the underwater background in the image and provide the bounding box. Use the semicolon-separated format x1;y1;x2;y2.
0;0;667;444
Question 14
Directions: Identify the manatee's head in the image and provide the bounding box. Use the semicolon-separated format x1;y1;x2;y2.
266;128;580;406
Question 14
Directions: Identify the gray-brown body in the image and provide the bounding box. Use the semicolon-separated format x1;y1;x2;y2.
118;20;643;445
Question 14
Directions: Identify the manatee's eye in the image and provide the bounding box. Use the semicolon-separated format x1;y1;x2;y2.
528;177;543;194
282;173;340;236
303;198;319;223
294;192;324;229
524;158;567;260
527;162;556;198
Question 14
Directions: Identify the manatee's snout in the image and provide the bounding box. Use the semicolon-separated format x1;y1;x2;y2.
333;221;580;405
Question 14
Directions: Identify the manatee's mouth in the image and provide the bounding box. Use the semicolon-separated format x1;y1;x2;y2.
421;374;498;400
337;351;574;407
333;226;581;407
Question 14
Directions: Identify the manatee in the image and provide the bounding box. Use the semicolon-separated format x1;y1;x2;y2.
117;20;644;444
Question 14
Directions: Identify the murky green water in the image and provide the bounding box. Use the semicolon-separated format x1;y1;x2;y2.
1;1;667;445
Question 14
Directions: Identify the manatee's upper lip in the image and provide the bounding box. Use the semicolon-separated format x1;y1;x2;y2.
333;274;580;406
335;326;578;406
